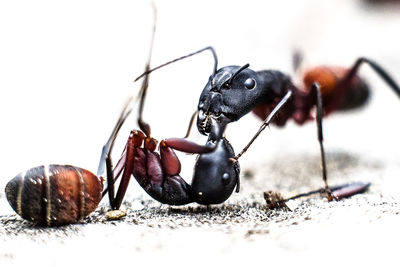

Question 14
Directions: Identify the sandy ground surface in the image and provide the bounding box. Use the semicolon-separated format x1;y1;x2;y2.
1;153;400;266
1;0;400;266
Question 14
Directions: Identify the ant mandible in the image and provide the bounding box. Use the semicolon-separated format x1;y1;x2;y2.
135;46;400;201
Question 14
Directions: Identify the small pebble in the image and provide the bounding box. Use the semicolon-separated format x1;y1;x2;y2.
105;210;127;221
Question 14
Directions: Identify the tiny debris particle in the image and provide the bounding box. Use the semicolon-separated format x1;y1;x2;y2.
245;229;270;237
105;210;127;221
242;169;254;179
263;190;291;211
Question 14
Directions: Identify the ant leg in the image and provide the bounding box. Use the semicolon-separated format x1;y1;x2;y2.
98;98;133;207
234;90;292;160
97;98;132;178
328;58;400;112
101;152;126;198
131;137;218;205
265;181;371;209
105;156;118;208
331;181;371;199
164;137;215;154
311;82;335;201
112;131;145;210
348;58;400;97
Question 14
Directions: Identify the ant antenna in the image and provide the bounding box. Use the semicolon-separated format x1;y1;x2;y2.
97;97;133;177
136;2;157;137
226;63;250;85
134;46;218;82
100;2;157;200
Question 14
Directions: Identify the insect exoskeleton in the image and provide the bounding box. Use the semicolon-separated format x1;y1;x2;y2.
5;164;103;226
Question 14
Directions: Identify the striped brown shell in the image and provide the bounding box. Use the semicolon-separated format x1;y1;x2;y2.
5;165;103;226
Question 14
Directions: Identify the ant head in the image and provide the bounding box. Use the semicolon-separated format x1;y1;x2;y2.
197;64;264;136
191;137;240;205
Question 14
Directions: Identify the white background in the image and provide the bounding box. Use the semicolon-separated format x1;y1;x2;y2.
1;0;400;186
1;0;400;265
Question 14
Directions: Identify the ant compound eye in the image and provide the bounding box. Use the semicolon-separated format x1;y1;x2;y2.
244;78;256;89
221;172;230;185
221;82;230;90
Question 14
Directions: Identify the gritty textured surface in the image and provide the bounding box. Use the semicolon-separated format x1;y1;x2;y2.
1;151;400;266
1;0;400;266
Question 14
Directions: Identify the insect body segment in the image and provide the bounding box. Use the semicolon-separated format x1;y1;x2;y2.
191;136;240;205
197;66;295;134
302;66;370;114
5;165;102;226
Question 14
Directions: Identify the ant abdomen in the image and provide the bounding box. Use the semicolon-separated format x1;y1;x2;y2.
5;165;103;226
303;66;370;111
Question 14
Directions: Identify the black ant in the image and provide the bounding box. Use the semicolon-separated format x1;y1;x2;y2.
135;45;399;201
